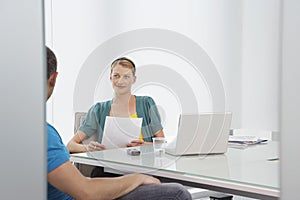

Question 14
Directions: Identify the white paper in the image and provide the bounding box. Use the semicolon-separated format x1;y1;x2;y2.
228;135;258;142
102;116;143;149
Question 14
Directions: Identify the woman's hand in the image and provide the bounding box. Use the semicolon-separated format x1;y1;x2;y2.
87;141;106;151
127;139;145;147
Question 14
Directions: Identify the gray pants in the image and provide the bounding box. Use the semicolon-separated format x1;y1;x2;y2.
117;183;192;200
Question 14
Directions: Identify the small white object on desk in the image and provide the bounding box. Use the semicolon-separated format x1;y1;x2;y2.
228;135;268;144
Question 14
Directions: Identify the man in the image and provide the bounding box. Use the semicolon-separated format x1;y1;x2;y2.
46;46;192;200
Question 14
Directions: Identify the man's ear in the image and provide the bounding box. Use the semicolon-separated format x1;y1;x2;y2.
49;72;58;87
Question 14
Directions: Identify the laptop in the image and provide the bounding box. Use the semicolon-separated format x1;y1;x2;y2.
165;112;232;156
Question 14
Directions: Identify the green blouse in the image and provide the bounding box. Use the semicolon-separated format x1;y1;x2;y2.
79;96;163;142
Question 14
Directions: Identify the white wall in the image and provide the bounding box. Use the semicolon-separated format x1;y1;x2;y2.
45;0;280;145
241;0;281;130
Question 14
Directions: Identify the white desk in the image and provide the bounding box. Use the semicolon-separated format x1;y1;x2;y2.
70;142;279;200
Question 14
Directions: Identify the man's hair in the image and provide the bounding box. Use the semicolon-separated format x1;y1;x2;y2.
111;57;136;75
47;46;57;79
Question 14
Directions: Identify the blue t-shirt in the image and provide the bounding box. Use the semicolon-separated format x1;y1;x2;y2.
47;123;73;200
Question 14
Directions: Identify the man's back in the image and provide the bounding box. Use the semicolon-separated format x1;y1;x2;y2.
47;123;73;200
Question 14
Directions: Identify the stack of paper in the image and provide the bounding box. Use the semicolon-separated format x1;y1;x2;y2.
228;135;268;149
102;116;143;149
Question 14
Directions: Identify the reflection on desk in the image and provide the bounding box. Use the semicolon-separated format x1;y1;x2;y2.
71;142;279;199
84;146;230;178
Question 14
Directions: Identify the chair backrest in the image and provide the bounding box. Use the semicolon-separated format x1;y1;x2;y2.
74;112;87;133
74;112;98;144
73;112;94;176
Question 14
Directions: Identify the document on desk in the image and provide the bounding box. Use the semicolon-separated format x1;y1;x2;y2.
102;116;143;149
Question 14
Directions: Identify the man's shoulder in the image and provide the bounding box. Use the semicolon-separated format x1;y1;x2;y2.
47;123;58;135
47;123;63;142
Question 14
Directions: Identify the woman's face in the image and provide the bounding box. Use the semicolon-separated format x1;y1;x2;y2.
110;64;136;95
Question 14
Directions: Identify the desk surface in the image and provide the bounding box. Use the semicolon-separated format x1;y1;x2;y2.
70;142;279;199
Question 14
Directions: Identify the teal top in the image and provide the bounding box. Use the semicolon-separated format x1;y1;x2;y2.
79;96;163;142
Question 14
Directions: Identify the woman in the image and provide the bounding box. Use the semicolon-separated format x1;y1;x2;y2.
67;57;164;154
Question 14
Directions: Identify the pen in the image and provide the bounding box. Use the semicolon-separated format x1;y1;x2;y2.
267;157;279;161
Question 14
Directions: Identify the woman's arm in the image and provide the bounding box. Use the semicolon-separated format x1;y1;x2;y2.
67;130;88;153
67;130;104;153
128;129;165;147
153;129;164;137
142;129;165;145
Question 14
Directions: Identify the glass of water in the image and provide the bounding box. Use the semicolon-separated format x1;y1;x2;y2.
152;137;167;156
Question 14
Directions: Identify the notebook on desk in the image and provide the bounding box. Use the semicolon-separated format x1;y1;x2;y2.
165;112;232;156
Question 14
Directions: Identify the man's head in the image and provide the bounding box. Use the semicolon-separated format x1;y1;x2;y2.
47;47;57;79
46;47;58;100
